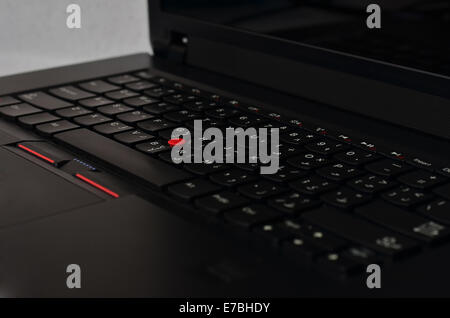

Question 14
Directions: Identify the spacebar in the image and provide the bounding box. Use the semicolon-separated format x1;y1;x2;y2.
55;128;192;188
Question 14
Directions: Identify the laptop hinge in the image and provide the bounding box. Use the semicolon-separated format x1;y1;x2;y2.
166;32;188;64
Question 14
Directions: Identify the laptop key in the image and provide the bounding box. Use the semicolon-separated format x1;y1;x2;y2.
398;170;446;189
382;185;433;207
125;80;157;91
348;174;396;194
163;93;198;105
306;139;349;155
280;131;316;145
365;159;412;177
56;106;92;118
93;121;132;135
321;188;370;209
238;181;287;199
262;165;306;183
124;95;159;107
168;179;221;201
210;169;256;187
54;128;192;188
317;253;362;277
136;139;170;155
317;163;364;181
105;89;139;100
0;96;20;107
334;149;380;165
79;97;113;108
36;120;79;135
205;107;241;119
269;192;320;214
114;130;154;144
137;118;177;133
302;206;419;258
184;100;218;112
287;153;329;170
417;199;450;224
79;80;119;93
144;87;176;98
164;110;202;123
290;175;337;195
184;163;227;175
18;92;72;110
108;74;139;85
97;103;133;116
0;103;41;118
195;191;249;213
434;183;450;200
117;110;154;124
18;112;60;127
143;102;180;115
356;200;450;243
49;86;94;101
74;113;111;126
225;205;280;229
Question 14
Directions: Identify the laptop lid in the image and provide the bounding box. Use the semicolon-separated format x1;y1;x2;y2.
149;1;450;140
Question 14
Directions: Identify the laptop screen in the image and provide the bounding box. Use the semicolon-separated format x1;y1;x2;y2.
162;0;450;78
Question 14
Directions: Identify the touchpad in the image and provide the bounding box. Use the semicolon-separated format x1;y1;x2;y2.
0;147;101;228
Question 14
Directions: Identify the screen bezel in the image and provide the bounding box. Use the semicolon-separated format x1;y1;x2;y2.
149;1;450;138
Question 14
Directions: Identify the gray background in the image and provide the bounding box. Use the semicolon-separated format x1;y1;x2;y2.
0;0;152;77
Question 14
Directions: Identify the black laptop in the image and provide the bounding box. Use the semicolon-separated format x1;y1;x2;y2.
0;0;449;297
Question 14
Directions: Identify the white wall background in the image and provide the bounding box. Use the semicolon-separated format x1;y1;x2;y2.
0;0;152;76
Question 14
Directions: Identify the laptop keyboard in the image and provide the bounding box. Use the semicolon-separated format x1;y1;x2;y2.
1;70;450;278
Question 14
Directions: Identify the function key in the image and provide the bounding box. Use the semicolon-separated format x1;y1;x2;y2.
36;120;79;135
0;103;41;119
56;106;92;118
79;80;119;93
398;170;446;189
0;96;20;107
79;96;113;108
125;80;157;91
19;92;72;110
49;86;94;101
105;89;139;100
114;130;154;145
108;74;139;85
365;159;412;177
